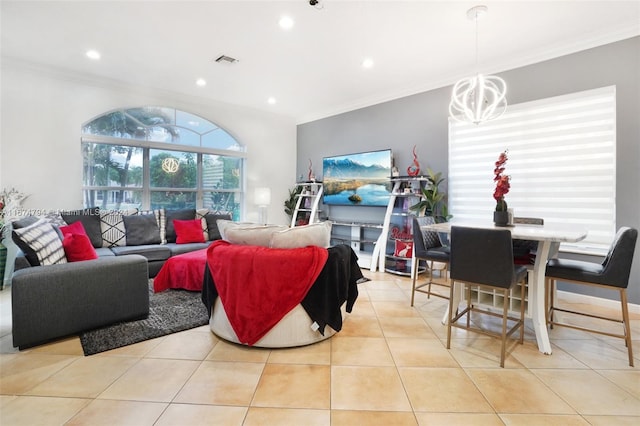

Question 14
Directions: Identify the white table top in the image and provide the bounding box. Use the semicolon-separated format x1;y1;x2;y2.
423;221;588;243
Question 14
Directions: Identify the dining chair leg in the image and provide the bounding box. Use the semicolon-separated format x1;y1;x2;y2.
519;278;525;344
466;284;472;328
410;256;418;307
500;288;509;368
446;280;456;350
427;261;433;299
620;288;634;367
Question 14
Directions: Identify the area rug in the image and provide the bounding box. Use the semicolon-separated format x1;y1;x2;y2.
79;282;209;356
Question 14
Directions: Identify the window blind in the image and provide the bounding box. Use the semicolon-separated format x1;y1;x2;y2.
448;86;616;252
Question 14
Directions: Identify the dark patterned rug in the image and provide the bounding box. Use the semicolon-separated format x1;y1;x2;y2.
79;282;209;356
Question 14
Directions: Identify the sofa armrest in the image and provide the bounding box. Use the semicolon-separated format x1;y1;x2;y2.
13;250;31;271
11;255;150;349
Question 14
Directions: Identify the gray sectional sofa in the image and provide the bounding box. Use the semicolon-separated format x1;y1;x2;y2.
11;254;149;350
10;207;230;350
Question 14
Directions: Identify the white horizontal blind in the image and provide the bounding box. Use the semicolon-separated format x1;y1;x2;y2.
448;86;616;252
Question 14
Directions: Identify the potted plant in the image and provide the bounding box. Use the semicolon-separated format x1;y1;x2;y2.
409;168;452;223
284;185;303;222
493;150;510;226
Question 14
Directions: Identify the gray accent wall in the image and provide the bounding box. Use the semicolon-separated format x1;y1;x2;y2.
298;36;640;304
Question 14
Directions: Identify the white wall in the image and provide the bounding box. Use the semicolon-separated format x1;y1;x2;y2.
0;59;296;224
0;60;297;285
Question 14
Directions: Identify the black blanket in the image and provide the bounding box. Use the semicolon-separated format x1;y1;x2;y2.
201;244;361;338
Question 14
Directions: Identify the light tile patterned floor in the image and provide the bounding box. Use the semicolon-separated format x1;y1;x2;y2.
1;271;639;425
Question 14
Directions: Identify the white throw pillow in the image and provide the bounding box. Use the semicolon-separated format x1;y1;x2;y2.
13;218;68;266
269;221;332;249
224;225;288;247
217;220;254;241
196;208;210;241
100;208;137;247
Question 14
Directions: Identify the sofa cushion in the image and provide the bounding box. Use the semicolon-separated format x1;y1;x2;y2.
13;218;68;266
196;208;210;241
174;219;205;244
138;209;166;243
123;214;161;246
60;220;88;237
165;209;196;243
94;247;115;257
40;211;66;227
59;221;98;262
62;233;99;262
205;213;232;241
224;225;288;247
110;244;171;262
269;221;332;249
216;220;254;240
11;215;40;230
61;207;103;248
100;209;137;247
166;242;211;257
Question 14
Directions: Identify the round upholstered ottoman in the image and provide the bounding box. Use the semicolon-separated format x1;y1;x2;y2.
210;298;346;348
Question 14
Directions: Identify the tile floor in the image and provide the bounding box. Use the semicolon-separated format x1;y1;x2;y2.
0;271;639;425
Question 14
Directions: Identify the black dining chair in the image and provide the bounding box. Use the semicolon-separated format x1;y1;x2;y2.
447;226;528;367
545;226;638;366
411;216;450;306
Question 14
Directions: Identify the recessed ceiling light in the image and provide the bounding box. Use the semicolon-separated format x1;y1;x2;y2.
267;97;277;105
86;49;101;60
362;58;374;69
279;15;294;30
196;78;207;87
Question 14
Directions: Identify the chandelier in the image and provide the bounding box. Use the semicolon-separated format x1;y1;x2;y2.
161;157;180;174
449;5;507;124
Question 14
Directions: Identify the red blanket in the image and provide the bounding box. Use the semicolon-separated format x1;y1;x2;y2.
206;240;329;345
153;249;208;293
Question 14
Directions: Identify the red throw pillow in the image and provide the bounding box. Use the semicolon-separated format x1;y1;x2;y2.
62;233;98;262
60;220;87;236
174;219;205;244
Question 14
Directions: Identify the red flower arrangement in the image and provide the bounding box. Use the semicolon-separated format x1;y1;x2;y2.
493;151;510;212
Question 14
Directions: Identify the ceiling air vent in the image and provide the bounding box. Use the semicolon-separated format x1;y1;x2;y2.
215;55;238;64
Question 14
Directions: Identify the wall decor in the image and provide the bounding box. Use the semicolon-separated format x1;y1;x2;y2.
406;145;421;176
322;149;392;206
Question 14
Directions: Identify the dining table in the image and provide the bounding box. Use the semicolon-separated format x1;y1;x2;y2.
421;220;588;355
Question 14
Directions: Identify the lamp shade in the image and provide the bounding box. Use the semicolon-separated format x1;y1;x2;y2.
254;187;271;206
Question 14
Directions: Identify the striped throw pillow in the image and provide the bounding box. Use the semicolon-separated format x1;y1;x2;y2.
13;218;67;266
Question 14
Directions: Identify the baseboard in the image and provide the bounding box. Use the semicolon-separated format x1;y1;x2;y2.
557;290;640;315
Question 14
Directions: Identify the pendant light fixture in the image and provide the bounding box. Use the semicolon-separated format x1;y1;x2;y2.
449;5;507;124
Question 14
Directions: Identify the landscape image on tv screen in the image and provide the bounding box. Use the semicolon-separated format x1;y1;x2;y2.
322;149;392;206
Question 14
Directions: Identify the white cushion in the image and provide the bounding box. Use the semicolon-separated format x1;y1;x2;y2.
217;220;253;240
269;221;332;249
224;225;288;247
13;218;67;266
196;208;209;241
100;209;137;247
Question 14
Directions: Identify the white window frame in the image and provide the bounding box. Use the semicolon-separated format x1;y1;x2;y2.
81;107;246;217
448;86;616;254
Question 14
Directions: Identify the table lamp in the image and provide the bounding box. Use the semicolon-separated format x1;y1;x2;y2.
254;187;271;225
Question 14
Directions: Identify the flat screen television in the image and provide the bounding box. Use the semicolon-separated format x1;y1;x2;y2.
322;149;392;206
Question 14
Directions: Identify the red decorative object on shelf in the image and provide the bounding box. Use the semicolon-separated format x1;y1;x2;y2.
406;145;421;176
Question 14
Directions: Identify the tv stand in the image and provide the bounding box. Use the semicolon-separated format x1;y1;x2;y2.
330;221;383;269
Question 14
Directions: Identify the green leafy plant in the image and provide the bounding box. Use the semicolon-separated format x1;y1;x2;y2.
284;185;303;220
409;168;452;223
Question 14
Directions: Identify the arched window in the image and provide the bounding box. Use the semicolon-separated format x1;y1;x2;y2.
81;106;245;219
